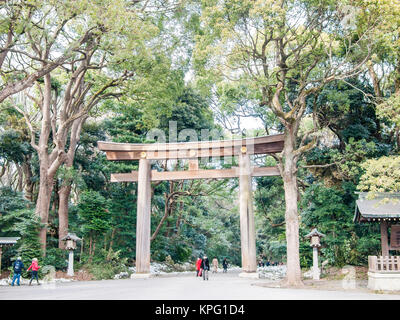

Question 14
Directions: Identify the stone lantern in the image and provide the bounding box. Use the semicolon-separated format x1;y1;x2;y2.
61;233;81;277
305;228;325;280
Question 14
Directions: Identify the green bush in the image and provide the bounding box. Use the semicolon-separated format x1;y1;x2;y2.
87;263;119;280
151;234;193;263
81;248;129;280
42;248;68;271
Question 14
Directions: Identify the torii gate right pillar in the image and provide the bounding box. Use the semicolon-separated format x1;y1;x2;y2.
238;152;257;275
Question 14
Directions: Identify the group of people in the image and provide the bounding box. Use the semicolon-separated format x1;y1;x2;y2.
11;257;41;286
258;260;282;267
195;255;229;280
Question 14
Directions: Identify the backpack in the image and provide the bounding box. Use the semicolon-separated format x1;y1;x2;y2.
14;261;22;272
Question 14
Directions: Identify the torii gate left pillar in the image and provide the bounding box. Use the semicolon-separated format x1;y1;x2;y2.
136;158;152;274
238;153;257;275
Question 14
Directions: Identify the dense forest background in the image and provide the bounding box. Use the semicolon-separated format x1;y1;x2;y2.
0;0;399;280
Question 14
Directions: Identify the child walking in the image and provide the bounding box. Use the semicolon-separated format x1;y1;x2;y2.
27;258;41;285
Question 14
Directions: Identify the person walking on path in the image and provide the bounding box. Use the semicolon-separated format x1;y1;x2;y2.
195;257;202;277
212;257;218;273
11;257;24;286
201;255;210;280
222;258;228;273
27;258;40;285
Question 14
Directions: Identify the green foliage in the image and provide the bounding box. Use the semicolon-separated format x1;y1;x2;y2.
12;208;43;266
300;183;380;267
377;93;400;129
150;182;241;265
0;187;30;219
152;234;193;263
81;249;129;280
254;176;286;262
104;107;146;144
358;156;400;193
0;129;31;164
158;86;221;141
316;79;378;144
331;138;378;182
199;191;241;265
107;183;137;260
0;188;41;271
304;138;380;186
78;190;111;237
41;248;68;271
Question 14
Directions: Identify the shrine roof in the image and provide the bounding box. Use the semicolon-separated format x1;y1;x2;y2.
0;237;20;245
354;193;400;223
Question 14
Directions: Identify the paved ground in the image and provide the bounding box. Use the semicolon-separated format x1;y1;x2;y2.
1;271;400;300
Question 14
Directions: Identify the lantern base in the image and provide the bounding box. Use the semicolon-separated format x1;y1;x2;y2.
312;267;321;280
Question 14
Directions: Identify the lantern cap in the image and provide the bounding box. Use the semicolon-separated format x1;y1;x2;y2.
61;233;81;242
305;228;325;239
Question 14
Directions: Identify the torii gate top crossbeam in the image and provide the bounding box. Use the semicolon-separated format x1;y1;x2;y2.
97;134;284;161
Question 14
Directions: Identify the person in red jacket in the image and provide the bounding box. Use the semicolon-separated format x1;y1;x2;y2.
195;257;202;277
27;258;41;285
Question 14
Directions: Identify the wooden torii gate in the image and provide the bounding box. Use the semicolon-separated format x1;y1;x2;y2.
98;134;284;276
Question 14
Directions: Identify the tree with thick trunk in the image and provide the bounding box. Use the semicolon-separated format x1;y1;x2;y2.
57;117;86;248
195;0;381;286
5;0;166;253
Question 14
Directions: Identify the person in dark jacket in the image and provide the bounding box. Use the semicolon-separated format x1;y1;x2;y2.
201;255;210;280
222;258;228;273
11;257;24;286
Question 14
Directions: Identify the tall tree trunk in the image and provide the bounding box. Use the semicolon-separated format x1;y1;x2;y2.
368;62;383;100
36;170;54;254
281;126;302;286
92;240;96;257
396;127;400;151
22;157;34;202
0;159;7;178
35;73;57;255
58;184;71;249
52;178;59;213
107;228;116;260
367;61;385;139
394;57;400;95
80;237;84;263
57;117;85;248
15;164;23;192
89;235;92;256
175;200;184;231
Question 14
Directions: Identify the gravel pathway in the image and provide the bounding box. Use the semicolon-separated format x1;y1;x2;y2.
1;271;400;300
